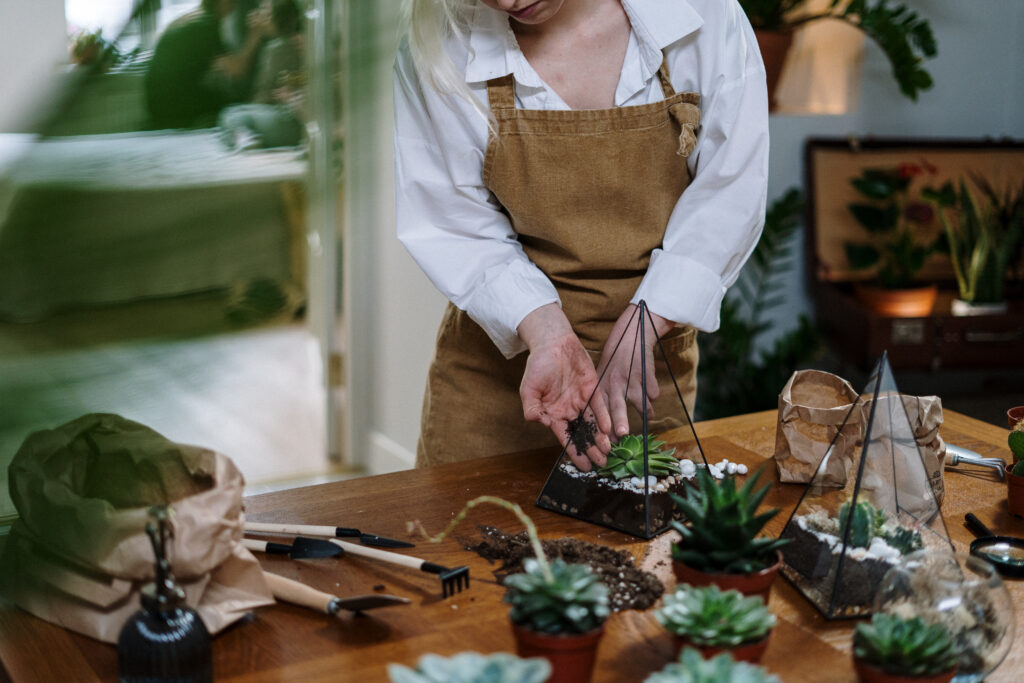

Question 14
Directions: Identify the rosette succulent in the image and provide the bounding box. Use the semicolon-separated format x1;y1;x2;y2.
387;652;550;683
655;584;776;648
853;613;958;677
645;648;781;683
504;557;610;635
597;433;681;480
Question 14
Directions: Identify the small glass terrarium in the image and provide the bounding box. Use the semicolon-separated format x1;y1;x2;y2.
778;353;953;618
536;302;709;539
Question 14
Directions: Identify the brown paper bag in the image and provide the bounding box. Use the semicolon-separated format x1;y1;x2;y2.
0;413;274;643
774;370;862;487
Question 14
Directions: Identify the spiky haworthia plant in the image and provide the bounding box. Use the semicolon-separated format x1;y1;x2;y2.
597;433;681;480
645;648;781;683
387;652;550;683
669;468;789;574
853;614;958;677
656;584;776;647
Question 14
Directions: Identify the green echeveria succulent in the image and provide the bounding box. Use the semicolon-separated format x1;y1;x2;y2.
669;468;789;574
853;613;958;677
387;652;550;683
644;648;781;683
1012;459;1024;477
503;558;610;635
655;584;776;648
597;434;681;480
1009;419;1024;461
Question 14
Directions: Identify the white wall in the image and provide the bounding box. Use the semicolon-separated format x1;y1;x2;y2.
0;0;68;132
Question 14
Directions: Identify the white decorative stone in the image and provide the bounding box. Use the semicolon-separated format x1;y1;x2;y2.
727;463;738;474
737;464;748;475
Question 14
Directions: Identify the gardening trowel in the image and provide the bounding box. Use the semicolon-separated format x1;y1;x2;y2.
262;571;410;615
243;536;344;559
245;521;414;548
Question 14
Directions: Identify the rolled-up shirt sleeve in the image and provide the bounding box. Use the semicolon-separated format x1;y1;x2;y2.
393;42;559;358
633;4;769;333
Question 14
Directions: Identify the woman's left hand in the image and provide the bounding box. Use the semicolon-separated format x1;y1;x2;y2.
594;305;675;439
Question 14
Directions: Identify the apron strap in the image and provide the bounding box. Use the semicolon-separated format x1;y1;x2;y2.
656;56;675;99
486;74;517;113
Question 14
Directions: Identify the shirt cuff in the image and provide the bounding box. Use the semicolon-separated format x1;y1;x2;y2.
460;260;561;358
632;249;727;332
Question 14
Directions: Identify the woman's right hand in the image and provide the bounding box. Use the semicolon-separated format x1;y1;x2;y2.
518;304;611;471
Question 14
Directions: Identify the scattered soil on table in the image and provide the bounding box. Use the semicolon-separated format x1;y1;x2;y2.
465;526;664;612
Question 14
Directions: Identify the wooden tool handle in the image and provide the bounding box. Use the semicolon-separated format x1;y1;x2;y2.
331;539;425;570
246;521;338;537
243;538;294;554
262;571;335;614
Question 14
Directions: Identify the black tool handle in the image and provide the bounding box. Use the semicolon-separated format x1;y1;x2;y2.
336;527;361;538
965;513;996;539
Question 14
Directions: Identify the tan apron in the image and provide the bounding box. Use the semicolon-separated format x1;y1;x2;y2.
417;58;702;467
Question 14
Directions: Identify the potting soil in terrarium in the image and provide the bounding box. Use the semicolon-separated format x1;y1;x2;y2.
536;301;710;539
779;352;954;619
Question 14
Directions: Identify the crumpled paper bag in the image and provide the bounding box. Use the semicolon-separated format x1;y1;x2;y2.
0;413;274;643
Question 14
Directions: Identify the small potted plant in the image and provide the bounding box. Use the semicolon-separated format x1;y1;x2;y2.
669;468;789;603
1007;418;1024;518
597;434;682;481
852;613;958;683
387;651;550;683
844;164;943;317
654;584;776;664
645;648;780;683
412;496;610;683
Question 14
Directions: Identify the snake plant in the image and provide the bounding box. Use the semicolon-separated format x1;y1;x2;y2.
596;434;681;480
853;613;958;677
504;557;610;635
387;652;550;683
645;648;781;683
655;584;776;648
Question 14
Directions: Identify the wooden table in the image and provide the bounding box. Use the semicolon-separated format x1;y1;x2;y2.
1;410;1021;682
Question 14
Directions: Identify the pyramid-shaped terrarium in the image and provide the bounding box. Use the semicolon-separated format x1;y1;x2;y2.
536;301;709;539
779;352;953;619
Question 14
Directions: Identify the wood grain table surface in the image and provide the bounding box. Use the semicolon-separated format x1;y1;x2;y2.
0;409;1020;682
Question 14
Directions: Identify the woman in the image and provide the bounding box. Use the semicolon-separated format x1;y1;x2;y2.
394;0;768;469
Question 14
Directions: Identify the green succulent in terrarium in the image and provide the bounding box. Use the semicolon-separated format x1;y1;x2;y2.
645;648;780;683
670;469;789;574
656;584;776;648
853;613;958;677
504;557;610;635
387;651;550;683
596;433;681;480
837;500;923;554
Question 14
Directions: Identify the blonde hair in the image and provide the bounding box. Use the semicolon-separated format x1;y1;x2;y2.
405;0;491;123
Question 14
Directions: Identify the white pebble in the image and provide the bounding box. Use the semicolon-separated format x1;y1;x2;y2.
720;459;729;466
655;483;666;492
737;464;748;475
727;463;738;474
647;475;657;486
680;460;696;475
630;477;643;488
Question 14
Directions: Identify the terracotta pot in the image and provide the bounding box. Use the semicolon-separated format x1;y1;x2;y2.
674;632;771;664
853;657;955;683
512;623;604;683
1008;405;1024;429
854;284;938;318
671;550;783;604
1007;464;1024;519
753;29;793;111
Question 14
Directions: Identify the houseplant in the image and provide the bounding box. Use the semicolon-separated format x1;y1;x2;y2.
1007;418;1024;518
852;613;958;682
925;177;1024;315
596;433;682;481
739;0;936;104
668;468;790;603
388;651;550;683
412;496;610;683
844;164;941;316
645;649;780;683
654;584;776;663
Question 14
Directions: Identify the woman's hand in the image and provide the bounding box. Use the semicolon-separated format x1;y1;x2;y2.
595;305;675;439
518;304;611;470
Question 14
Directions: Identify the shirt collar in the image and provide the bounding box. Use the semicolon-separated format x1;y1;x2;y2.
464;0;704;85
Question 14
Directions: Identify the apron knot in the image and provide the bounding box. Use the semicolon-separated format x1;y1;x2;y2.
668;101;700;158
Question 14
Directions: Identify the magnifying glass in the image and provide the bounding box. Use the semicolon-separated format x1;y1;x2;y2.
964;513;1024;578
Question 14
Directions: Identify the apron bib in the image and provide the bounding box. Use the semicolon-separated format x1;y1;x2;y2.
417;58;702;467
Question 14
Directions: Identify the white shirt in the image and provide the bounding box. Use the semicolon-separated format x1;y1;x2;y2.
393;0;769;358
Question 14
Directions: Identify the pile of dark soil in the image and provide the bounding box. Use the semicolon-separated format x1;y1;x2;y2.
466;526;663;612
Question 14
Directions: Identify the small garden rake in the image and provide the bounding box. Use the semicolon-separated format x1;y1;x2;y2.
329;539;470;598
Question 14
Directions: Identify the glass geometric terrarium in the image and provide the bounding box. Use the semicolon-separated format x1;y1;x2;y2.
779;352;954;619
536;301;709;539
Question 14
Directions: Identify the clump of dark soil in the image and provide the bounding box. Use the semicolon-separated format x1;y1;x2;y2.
466;526;663;612
566;415;598;455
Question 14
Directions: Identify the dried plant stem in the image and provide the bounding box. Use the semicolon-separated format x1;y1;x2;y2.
410;495;553;583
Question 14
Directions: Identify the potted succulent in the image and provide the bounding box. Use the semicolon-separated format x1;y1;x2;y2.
645;648;780;683
925;177;1024;316
596;434;682;481
852;613;958;683
387;651;550;683
654;584;776;664
844;164;942;317
739;1;936;107
1007;418;1024;518
669;468;789;603
412;496;610;683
